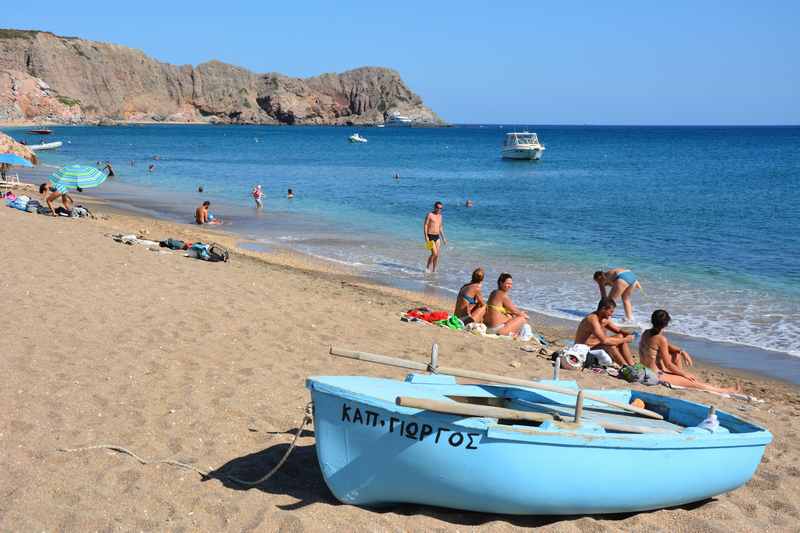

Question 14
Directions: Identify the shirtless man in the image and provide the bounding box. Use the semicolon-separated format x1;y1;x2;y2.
195;201;211;225
423;201;447;273
574;297;636;366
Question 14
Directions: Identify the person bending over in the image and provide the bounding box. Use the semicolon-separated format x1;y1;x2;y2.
574;297;636;366
484;273;529;336
640;309;740;393
594;268;641;323
39;182;73;216
454;268;486;325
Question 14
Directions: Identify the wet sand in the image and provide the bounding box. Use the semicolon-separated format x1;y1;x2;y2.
1;187;799;532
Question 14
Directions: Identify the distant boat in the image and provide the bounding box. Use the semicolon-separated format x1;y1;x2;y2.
501;132;545;160
27;129;53;135
349;133;368;144
29;141;63;151
376;124;385;128
385;112;413;127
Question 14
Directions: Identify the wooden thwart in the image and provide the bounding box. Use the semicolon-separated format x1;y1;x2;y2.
396;396;675;435
330;346;664;420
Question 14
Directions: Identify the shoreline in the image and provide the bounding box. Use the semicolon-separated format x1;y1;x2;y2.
9;171;800;388
69;179;800;387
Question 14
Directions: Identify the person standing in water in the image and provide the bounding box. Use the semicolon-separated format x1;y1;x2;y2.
594;268;641;323
251;184;263;208
423;201;446;273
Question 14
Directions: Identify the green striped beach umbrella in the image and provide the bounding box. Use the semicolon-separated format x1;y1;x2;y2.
49;164;107;193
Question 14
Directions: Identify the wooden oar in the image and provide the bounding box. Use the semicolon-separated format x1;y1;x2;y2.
330;346;663;420
397;396;675;435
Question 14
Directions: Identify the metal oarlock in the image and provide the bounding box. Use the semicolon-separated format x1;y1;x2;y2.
429;343;439;373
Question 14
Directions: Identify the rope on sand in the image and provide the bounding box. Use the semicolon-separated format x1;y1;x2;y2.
58;403;313;486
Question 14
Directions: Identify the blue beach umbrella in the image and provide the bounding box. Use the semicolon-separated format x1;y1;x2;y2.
0;153;34;167
49;164;107;192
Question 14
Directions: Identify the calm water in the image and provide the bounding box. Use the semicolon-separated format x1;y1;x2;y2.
12;124;800;358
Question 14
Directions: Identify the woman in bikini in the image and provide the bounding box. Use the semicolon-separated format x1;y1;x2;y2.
454;268;486;325
594;268;641;323
639;309;741;394
484;273;529;336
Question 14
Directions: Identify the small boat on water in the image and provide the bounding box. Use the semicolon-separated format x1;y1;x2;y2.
27;129;53;135
28;141;63;151
502;132;545;160
307;347;771;516
349;133;368;143
385;112;413;127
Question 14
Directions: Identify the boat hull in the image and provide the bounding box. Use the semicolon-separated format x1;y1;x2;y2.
502;147;544;160
29;141;63;151
308;377;770;515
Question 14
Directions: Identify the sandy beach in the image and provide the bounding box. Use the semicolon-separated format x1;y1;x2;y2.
1;188;799;532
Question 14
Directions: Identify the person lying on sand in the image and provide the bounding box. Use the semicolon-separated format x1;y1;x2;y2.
484;273;529;336
640;309;741;394
594;268;641;324
575;297;636;366
454;268;486;325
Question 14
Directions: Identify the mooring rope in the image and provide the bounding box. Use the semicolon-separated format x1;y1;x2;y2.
58;403;313;486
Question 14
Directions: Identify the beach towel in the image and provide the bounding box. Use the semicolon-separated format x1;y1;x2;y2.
187;243;211;260
160;238;186;250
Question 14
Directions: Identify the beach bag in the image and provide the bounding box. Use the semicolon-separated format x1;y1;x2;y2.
37;205;53;215
561;344;589;370
620;364;659;386
207;243;229;263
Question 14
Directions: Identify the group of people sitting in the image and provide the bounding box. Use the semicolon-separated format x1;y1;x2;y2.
454;269;530;336
454;268;740;394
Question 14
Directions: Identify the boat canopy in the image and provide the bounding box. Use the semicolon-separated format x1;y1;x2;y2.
504;132;540;146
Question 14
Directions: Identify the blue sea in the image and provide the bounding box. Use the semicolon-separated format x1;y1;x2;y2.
10;124;800;362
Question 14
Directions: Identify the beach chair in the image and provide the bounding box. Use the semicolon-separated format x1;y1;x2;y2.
0;173;21;188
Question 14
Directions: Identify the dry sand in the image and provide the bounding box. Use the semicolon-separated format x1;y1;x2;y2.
1;190;799;532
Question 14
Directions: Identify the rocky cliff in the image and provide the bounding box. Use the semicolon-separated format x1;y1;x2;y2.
0;29;442;125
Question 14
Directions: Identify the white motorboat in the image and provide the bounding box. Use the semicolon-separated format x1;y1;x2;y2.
385;112;413;127
501;132;545;160
29;141;63;151
349;133;368;143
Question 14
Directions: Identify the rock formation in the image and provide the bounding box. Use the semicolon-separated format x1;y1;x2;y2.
0;29;442;126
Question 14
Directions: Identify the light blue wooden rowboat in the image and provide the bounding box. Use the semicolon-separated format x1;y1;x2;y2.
305;348;772;516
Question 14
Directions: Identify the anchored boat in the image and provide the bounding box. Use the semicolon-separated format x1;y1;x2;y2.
349;133;368;143
28;141;63;151
502;132;545;160
306;347;771;515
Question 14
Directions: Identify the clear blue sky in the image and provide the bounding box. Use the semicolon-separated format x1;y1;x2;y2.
4;1;799;124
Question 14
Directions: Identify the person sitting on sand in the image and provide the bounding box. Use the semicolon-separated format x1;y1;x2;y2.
640;309;741;394
574;297;636;366
454;268;486;325
195;201;221;225
594;268;641;323
39;182;73;216
484;273;529;336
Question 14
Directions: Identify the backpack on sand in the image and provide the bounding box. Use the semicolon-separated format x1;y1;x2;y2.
207;243;229;263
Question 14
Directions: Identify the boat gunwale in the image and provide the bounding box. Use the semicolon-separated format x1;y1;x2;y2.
306;377;773;448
